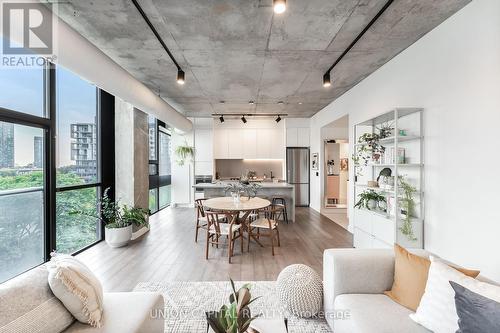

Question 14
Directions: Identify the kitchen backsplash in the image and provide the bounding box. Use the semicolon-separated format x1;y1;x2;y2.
215;159;284;179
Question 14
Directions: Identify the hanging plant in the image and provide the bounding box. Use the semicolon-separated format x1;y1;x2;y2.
398;175;417;241
353;133;385;176
175;141;195;166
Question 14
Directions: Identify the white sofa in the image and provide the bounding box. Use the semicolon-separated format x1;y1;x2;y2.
323;248;430;333
0;265;164;333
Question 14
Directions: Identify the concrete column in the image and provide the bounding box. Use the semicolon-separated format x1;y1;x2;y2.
114;97;149;223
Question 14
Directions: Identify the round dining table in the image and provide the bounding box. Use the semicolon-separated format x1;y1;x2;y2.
203;196;271;212
203;196;271;248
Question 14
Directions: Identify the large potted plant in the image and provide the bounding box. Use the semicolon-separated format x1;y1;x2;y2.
72;188;149;248
206;279;260;333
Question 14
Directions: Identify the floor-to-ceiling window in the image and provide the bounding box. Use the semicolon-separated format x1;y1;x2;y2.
0;54;114;282
148;117;171;213
55;67;101;254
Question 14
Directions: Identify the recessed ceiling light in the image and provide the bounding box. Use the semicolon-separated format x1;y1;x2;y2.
323;72;331;88
298;102;303;105
177;69;185;85
273;0;286;14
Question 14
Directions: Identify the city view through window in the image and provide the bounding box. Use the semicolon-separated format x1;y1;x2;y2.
0;63;101;282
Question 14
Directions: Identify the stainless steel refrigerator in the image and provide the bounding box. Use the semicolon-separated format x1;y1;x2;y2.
286;147;310;206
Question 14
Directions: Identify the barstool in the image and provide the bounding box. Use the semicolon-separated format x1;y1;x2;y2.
271;197;289;224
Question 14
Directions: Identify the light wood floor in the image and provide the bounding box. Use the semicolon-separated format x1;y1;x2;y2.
77;207;353;292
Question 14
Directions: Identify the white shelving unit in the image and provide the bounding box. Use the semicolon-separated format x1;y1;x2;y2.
353;108;424;249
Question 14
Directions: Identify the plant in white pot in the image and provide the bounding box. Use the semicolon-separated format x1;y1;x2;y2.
72;188;149;248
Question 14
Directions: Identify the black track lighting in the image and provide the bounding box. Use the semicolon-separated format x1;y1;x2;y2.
241;115;247;124
177;69;185;85
219;115;224;123
276;115;282;123
131;0;185;85
322;0;393;88
323;72;331;88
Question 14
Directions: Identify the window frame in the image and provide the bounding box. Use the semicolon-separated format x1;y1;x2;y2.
0;62;115;282
148;119;171;214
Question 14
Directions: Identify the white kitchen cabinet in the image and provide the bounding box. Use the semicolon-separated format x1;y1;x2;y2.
243;129;257;159
256;129;272;159
194;161;213;175
271;129;285;158
213;120;284;160
286;128;298;147
227;129;243;159
213;129;229;159
297;128;310;147
194;129;213;162
286;127;310;147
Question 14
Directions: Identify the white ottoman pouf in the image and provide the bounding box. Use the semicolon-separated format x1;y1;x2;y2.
276;264;323;318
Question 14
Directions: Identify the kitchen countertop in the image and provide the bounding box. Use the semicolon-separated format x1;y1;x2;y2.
193;182;294;189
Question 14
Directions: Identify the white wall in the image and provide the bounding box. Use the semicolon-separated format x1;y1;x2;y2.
171;127;194;206
310;0;500;279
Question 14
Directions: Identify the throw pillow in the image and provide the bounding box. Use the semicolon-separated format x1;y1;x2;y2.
47;254;103;327
450;281;500;333
410;256;500;333
384;244;430;311
384;245;479;311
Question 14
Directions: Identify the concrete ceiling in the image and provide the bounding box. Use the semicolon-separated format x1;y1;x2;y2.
51;0;470;118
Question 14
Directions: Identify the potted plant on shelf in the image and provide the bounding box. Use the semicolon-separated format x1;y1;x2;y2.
71;187;149;248
206;279;260;333
354;189;386;211
398;176;417;241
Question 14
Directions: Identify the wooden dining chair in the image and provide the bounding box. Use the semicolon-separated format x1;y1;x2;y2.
247;205;282;256
205;211;243;263
195;199;208;242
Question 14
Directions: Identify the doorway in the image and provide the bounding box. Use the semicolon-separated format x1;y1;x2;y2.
320;115;349;230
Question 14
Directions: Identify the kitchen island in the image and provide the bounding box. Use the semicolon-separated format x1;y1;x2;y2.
193;182;295;222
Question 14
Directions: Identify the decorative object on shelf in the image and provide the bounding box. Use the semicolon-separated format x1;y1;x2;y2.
312;153;319;170
354;189;386;211
340;158;348;171
377;167;392;182
399;129;407;136
206;279;260;333
383;147;405;164
175;140;195;166
367;180;378;188
224;181;262;202
376;121;394;139
71;187;149;248
398;176;417;241
276;264;323;318
327;160;335;175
